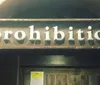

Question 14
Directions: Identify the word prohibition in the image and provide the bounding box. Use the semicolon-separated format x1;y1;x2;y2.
1;25;100;44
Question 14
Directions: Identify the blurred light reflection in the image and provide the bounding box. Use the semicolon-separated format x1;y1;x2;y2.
0;0;6;5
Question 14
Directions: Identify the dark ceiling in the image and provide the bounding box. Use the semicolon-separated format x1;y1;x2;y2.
0;0;100;18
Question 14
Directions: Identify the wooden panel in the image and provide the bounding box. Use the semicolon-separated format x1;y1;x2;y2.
67;75;76;85
46;74;91;85
81;75;89;85
23;68;100;85
46;74;56;85
89;75;98;85
67;75;81;85
56;73;67;85
45;74;100;85
75;75;81;85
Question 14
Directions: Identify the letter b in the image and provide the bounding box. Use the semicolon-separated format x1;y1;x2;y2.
53;26;65;44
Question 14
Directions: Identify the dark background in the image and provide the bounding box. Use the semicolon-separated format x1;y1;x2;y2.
0;0;100;18
1;49;100;85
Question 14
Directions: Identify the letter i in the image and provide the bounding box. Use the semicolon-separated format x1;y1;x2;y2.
68;26;74;40
87;26;93;40
45;26;50;41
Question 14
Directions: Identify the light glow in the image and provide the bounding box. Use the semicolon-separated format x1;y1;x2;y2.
0;0;6;5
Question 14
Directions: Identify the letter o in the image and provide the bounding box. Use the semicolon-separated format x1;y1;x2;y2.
14;31;26;41
94;30;100;40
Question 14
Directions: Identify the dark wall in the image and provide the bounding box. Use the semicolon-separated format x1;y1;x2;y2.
19;49;100;67
0;49;100;85
0;0;100;18
0;55;18;85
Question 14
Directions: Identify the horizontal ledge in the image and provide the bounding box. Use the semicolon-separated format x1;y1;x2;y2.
0;18;100;21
